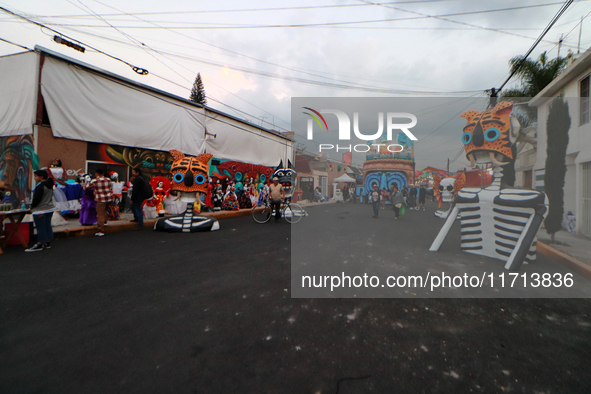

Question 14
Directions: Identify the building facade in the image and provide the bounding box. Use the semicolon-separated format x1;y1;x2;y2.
529;48;591;237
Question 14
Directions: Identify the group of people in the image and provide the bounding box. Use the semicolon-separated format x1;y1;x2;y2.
208;178;270;211
26;167;152;252
368;183;428;221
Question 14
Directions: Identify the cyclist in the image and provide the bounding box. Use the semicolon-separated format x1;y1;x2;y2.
269;176;285;221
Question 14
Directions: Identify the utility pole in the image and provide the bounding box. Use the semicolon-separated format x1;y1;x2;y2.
578;16;583;54
557;34;564;58
487;87;498;109
446;158;450;173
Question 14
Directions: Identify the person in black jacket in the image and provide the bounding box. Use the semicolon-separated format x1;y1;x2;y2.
418;184;427;211
26;169;55;252
130;168;149;228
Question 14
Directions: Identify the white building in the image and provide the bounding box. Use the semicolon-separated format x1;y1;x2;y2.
529;47;591;237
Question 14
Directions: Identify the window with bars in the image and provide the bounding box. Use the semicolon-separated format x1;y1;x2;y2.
581;75;590;125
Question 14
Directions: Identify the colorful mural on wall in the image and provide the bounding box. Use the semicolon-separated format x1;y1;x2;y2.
87;143;174;179
87;143;275;190
210;160;274;190
0;135;39;204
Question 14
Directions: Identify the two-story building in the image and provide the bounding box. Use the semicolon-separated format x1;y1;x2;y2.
529;47;591;237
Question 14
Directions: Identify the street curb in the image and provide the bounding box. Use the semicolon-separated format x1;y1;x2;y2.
54;208;255;238
538;241;591;281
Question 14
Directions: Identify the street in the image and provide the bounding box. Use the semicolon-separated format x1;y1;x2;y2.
1;203;591;393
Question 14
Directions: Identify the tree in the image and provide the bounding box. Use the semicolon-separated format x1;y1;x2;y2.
501;51;570;125
189;73;207;105
503;51;570;97
544;97;571;242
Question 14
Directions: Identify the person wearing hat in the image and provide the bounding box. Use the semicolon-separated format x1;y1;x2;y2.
269;177;285;221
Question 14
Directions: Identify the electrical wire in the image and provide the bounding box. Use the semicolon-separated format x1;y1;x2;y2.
27;1;584;33
33;1;468;18
0;5;149;74
357;0;581;50
40;18;484;96
498;0;574;92
52;21;465;95
84;0;487;94
0;36;33;51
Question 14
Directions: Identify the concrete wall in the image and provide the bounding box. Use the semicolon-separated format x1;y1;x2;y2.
36;126;87;180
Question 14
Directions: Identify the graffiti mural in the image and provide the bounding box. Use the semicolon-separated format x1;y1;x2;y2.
88;143;275;190
0;135;39;203
210;160;274;190
87;143;174;179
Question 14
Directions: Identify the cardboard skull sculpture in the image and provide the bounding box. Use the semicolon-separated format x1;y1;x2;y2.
430;102;548;271
432;172;466;219
154;150;219;232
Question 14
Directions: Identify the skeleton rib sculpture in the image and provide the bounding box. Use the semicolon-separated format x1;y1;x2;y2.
429;102;548;271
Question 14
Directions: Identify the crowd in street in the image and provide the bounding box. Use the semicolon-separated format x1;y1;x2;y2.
366;183;428;220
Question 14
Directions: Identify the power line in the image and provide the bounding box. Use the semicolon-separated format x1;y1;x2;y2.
33;1;464;18
43;17;483;95
25;1;585;33
0;5;149;74
498;0;574;92
0;36;33;51
81;0;483;94
357;0;581;50
54;22;465;94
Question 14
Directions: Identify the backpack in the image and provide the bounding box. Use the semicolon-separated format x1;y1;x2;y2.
143;178;154;200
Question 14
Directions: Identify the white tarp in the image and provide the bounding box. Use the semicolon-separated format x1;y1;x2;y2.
333;173;356;183
40;55;293;165
41;57;207;155
0;52;38;136
204;111;293;167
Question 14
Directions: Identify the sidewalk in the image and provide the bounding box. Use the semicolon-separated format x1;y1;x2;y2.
51;199;336;238
51;209;254;237
537;228;591;280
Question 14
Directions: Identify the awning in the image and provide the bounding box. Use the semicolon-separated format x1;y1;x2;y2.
38;51;292;166
334;173;356;183
41;56;207;155
0;52;38;136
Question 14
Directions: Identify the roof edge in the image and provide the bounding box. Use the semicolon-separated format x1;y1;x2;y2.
34;45;292;142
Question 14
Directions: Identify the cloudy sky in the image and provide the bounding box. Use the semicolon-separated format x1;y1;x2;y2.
1;0;590;171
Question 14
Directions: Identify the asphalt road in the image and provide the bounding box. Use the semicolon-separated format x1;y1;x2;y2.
1;204;591;393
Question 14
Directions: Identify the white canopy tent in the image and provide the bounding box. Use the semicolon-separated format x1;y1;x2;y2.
333;173;356;183
1;49;293;167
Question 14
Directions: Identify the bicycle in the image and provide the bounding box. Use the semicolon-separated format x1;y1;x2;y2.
251;197;307;224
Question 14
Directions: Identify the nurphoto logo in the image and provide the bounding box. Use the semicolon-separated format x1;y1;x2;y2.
302;107;418;153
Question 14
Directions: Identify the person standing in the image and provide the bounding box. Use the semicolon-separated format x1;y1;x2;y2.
130;168;150;228
342;184;349;203
26;170;55;252
418;184;427;211
370;184;380;218
380;187;388;210
390;185;405;220
269;177;285;221
89;169;113;236
401;185;408;206
408;184;417;210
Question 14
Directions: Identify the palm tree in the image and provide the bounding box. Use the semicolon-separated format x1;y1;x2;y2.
502;51;570;98
502;51;570;125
